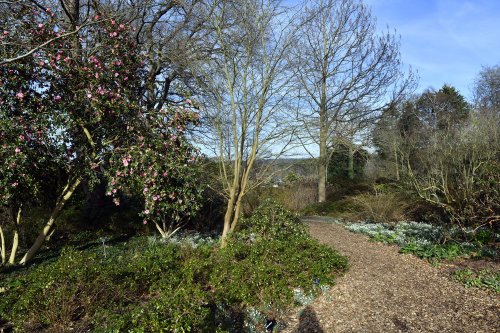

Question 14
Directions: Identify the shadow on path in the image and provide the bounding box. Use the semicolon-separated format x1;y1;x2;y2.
293;306;324;333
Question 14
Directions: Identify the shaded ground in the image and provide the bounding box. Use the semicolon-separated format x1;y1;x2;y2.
284;218;499;333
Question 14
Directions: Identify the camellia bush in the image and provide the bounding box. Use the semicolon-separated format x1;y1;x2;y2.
0;5;202;264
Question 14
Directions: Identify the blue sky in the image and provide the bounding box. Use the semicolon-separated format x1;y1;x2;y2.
364;0;500;100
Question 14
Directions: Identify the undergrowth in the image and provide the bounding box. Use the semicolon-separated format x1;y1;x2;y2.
0;201;348;332
452;269;500;293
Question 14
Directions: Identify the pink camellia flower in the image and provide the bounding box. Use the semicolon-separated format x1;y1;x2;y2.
38;23;43;29
185;99;192;104
19;135;25;141
111;20;116;25
143;220;147;225
144;209;150;215
106;191;112;196
15;147;21;153
16;91;24;99
87;93;92;98
114;72;119;77
3;31;8;36
119;24;125;30
122;158;129;167
124;76;128;81
39;61;45;66
54;95;61;101
112;189;117;193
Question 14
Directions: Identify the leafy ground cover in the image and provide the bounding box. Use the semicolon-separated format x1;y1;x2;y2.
0;201;348;333
343;221;499;292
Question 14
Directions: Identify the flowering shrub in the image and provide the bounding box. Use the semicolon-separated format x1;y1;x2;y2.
0;6;202;262
104;104;203;238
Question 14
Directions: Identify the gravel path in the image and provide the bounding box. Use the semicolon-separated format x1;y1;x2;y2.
284;218;499;333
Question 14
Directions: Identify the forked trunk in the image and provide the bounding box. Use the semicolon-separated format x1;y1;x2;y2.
221;196;237;248
20;176;81;265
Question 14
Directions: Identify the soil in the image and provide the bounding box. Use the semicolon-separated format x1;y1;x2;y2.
283;217;500;333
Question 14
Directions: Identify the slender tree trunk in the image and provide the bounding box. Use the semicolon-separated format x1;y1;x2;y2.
0;225;5;264
8;205;22;264
348;145;354;180
20;176;82;265
318;81;328;202
394;143;400;181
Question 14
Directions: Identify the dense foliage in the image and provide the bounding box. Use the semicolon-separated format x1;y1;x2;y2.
0;203;348;332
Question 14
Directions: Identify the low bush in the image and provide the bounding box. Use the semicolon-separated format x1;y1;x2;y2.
452;269;500;293
0;202;348;332
343;192;409;223
237;199;307;241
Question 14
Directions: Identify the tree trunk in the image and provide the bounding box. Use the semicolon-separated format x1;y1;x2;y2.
221;188;238;248
318;157;327;202
393;141;400;181
8;205;21;264
20;176;81;265
348;145;354;180
318;93;328;202
0;225;5;264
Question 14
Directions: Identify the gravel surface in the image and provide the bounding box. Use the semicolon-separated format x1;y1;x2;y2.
283;218;499;333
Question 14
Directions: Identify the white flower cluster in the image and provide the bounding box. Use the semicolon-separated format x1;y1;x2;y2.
346;221;443;247
147;232;220;248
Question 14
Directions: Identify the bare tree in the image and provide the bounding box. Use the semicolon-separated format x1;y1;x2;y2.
291;0;413;202
473;64;500;111
201;0;298;246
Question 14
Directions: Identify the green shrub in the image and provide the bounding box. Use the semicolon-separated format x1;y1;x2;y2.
237;199;307;241
210;236;347;331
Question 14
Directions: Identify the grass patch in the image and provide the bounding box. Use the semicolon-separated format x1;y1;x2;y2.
0;201;348;332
